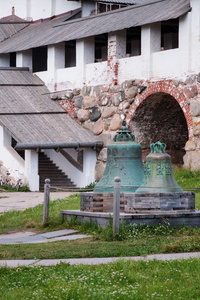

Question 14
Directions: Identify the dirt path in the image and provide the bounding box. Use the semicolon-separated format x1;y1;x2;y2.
0;191;75;213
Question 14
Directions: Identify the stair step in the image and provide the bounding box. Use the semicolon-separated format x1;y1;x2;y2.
40;179;73;184
39;164;59;168
39;172;64;175
39;152;76;191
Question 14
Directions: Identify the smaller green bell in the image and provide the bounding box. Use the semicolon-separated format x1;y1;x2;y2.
136;141;183;193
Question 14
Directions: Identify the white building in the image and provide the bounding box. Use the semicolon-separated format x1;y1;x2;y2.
0;0;199;190
0;0;81;21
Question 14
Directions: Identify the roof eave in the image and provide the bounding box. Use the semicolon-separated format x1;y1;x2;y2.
15;141;104;151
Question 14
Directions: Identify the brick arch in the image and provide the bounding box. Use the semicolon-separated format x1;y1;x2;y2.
126;80;193;139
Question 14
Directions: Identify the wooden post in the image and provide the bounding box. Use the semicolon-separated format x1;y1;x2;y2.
43;178;50;225
113;176;121;236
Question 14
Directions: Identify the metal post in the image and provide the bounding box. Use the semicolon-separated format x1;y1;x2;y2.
43;178;50;225
113;177;121;236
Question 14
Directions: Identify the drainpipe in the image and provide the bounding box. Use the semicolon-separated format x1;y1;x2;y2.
15;141;104;151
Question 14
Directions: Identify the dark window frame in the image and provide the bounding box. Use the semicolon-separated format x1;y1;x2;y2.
161;18;179;51
95;33;108;63
126;26;141;57
65;40;76;68
32;46;47;73
10;52;16;67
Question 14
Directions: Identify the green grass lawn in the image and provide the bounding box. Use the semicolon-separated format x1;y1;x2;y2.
0;259;200;299
174;167;200;190
0;167;200;261
0;196;200;260
0;168;200;299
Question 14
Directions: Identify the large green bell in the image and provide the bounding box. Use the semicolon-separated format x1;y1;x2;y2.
94;121;144;193
136;141;183;193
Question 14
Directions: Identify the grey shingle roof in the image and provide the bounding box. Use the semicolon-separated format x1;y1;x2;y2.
0;69;97;144
0;23;29;43
0;68;44;85
88;0;137;4
87;0;150;5
0;0;191;53
0;14;30;43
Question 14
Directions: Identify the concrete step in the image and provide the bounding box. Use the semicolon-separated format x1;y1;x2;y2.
39;152;76;191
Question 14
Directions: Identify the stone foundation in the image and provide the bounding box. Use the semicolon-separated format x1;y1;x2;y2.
124;192;195;213
61;210;200;229
80;192;195;213
80;192;125;212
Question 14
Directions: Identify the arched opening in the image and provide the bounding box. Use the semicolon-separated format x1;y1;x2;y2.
129;92;188;165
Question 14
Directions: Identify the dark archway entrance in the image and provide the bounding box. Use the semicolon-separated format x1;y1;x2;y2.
129;92;188;165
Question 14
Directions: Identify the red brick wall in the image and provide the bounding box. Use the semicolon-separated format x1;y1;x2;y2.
126;80;193;139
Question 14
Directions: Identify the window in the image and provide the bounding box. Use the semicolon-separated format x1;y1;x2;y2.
95;33;108;62
126;26;141;57
10;52;16;67
65;40;76;68
97;3;106;13
32;46;47;72
12;137;24;159
161;18;179;50
96;2;126;14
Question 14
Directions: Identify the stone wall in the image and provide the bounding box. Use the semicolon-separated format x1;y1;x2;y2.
51;74;200;180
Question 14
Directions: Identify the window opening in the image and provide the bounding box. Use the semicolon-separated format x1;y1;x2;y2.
32;46;47;73
111;4;119;11
95;33;108;62
126;26;141;57
96;3;127;14
10;52;16;67
65;40;76;68
161;18;179;50
12;137;24;159
97;3;106;13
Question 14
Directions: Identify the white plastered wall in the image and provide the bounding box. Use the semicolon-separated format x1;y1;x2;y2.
42;38;97;91
16;50;32;71
0;126;25;184
0;54;10;67
1;2;198;89
36;16;199;90
188;0;200;74
0;126;40;191
44;148;96;187
82;2;95;17
46;43;65;91
24;149;39;191
0;0;80;21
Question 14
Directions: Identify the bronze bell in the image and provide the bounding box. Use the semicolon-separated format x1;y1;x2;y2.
136;141;183;193
94;121;144;193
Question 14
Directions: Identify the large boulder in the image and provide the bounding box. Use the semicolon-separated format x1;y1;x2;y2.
93;119;104;135
98;93;111;106
190;100;200;117
77;109;90;121
185;140;196;151
102;107;116;118
90;107;101;121
98;132;116;146
74;96;83;108
184;151;200;170
126;86;138;99
95;161;106;182
83;96;96;109
98;148;107;162
183;85;198;99
109;114;122;131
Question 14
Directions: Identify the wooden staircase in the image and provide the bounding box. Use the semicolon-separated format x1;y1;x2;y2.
39;152;77;191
